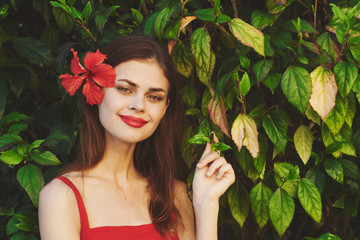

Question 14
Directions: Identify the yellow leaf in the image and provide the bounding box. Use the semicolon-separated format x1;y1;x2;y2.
229;18;265;57
178;16;197;37
309;66;338;120
231;114;245;151
231;114;259;158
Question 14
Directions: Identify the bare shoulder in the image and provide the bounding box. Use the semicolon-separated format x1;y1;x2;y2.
38;175;81;240
174;180;188;198
174;179;195;240
39;172;82;201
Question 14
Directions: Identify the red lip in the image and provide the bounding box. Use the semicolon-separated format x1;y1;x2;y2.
119;115;148;128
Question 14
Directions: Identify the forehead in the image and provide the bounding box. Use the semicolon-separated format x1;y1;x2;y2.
114;59;169;90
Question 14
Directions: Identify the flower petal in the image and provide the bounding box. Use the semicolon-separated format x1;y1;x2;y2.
60;74;86;95
91;63;116;88
70;48;85;75
82;79;104;105
84;49;107;70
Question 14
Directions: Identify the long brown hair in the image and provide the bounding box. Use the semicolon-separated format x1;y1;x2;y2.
59;35;182;237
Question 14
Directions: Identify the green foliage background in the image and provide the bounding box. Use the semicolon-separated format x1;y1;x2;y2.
1;0;360;239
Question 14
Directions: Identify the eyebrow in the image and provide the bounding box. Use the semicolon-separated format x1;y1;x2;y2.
117;79;167;93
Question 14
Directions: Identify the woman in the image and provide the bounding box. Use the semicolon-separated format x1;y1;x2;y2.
38;35;235;240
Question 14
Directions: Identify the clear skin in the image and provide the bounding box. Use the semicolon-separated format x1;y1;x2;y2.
38;59;235;240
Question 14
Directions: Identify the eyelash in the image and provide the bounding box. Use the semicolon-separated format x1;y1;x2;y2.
116;86;131;93
116;87;163;101
148;95;163;101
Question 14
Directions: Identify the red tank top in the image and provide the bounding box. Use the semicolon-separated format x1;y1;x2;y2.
56;176;179;240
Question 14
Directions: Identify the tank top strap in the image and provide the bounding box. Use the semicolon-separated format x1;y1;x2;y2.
55;176;90;230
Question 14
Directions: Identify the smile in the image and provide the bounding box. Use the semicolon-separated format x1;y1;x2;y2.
119;115;148;128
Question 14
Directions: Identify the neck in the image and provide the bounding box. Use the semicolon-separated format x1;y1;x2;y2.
91;133;139;186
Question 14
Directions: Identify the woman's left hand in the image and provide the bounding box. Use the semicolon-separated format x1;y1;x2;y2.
192;139;235;206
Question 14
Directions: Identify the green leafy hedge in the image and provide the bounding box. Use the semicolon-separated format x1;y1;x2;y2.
1;0;360;239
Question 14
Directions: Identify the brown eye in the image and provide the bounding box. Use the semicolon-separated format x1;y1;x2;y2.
148;95;162;101
116;87;131;93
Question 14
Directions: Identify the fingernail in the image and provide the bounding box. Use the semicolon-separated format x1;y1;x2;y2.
206;171;211;176
197;162;203;168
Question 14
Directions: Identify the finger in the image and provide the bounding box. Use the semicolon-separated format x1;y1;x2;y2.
200;142;211;159
206;157;227;177
216;163;235;182
212;132;219;143
197;151;220;168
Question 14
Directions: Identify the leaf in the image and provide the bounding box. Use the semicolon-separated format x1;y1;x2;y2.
330;3;347;24
251;10;275;30
208;94;230;137
239;55;250;70
262;110;289;153
181;83;197;108
228;181;250;227
40;25;60;55
191;28;215;89
94;8;111;33
49;1;70;13
253;59;273;83
231;114;259;158
0;134;22;149
266;0;286;14
264;33;275;57
81;1;92;22
274;163;300;196
263;72;282;93
345;93;356;128
269;188;295;237
188;133;210;145
30;150;61;166
324;94;347;136
309;66;338;120
6;215;20;236
0;77;8;119
154;7;175;39
70;7;81;20
171;41;193;78
15;213;36;231
217;13;232;24
144;11;160;36
195;8;215;22
282;18;317;33
305;104;321;126
0;150;22;165
333;61;358;97
324;159;344;184
229;18;265;56
17;164;44;207
240;72;251;96
13;37;53;67
28;139;44;152
249;182;273;229
178;16;197;35
302;41;322;55
339;159;360;180
52;7;74;33
294;125;313;165
253;133;268;175
306;167;325;193
316;32;339;61
281;66;312;113
350;43;360;63
298;178;322;223
306;233;341;240
43;130;70;147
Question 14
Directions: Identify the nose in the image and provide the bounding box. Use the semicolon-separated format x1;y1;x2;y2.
128;93;145;112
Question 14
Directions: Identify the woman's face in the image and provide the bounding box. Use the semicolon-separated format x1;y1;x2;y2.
98;59;169;144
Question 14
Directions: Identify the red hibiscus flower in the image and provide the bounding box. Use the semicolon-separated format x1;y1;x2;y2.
59;48;116;105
